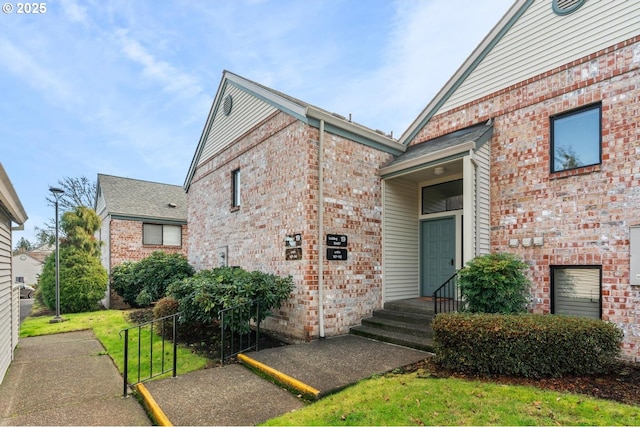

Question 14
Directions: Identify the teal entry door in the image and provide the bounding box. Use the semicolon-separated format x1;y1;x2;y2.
420;217;456;296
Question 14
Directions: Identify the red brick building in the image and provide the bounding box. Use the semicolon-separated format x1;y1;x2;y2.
185;0;640;361
95;174;188;308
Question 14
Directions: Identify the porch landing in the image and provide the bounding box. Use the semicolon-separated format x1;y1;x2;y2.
350;298;437;353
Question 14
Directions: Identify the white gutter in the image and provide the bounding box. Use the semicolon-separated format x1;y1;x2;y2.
318;119;325;339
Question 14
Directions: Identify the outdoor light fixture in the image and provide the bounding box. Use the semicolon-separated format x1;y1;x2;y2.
434;166;445;176
49;186;65;323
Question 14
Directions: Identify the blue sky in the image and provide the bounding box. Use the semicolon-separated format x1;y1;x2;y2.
2;0;513;245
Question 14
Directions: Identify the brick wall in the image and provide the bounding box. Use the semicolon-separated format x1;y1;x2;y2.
188;111;392;340
414;37;640;361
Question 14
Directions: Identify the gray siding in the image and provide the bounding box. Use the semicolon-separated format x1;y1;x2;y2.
440;0;640;113
383;178;419;301
198;84;278;166
0;211;13;383
475;143;491;256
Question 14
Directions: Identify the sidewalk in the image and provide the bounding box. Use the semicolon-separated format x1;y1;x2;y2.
143;335;431;426
0;331;431;426
0;330;151;426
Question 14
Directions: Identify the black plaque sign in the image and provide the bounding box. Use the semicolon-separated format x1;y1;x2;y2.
327;248;348;260
286;247;302;260
326;234;348;247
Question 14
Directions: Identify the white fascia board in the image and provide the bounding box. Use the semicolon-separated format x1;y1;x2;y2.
0;163;28;225
380;141;475;177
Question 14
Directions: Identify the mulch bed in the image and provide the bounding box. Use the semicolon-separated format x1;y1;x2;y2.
401;358;640;407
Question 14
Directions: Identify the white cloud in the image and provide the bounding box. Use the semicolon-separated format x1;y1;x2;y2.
60;0;90;25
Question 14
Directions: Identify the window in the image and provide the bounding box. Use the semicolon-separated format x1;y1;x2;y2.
551;266;601;319
143;224;182;246
15;277;24;283
232;168;241;208
422;179;463;215
551;104;601;173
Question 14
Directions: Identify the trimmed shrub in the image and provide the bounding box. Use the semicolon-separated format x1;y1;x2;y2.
458;252;530;314
167;266;295;334
39;248;108;313
110;251;195;307
433;312;623;378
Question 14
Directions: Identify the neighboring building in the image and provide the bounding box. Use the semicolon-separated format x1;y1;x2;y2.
0;163;28;384
95;174;188;308
185;0;640;362
12;244;53;286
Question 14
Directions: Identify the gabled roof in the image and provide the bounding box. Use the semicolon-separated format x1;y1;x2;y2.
399;0;529;145
184;71;405;191
96;174;186;223
400;0;640;145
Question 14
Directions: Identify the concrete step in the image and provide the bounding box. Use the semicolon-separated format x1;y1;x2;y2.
371;308;434;325
350;324;435;353
360;315;433;338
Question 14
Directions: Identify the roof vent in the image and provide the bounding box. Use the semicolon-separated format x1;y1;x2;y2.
167;203;177;208
552;0;585;16
222;94;233;116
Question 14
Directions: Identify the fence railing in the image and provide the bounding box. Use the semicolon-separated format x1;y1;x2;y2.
433;271;463;315
219;300;260;366
119;312;179;397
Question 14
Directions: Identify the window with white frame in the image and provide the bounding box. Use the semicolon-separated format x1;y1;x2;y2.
551;104;601;173
143;223;182;246
551;266;601;319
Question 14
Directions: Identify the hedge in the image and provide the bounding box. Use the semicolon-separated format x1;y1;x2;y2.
433;312;622;378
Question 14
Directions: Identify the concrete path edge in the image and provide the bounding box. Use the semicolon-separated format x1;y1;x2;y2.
237;353;321;399
135;383;173;426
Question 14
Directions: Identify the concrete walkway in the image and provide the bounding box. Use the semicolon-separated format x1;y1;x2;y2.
144;335;431;426
1;331;431;426
0;331;151;426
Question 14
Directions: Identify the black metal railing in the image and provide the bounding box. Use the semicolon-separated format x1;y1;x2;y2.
433;271;462;315
219;300;260;366
119;312;179;397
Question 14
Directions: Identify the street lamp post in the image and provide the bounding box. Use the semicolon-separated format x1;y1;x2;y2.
49;187;64;323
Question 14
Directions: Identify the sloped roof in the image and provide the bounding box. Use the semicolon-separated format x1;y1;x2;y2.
381;122;493;178
97;174;186;222
184;71;405;190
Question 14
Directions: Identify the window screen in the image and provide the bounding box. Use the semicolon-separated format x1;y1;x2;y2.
143;224;163;245
143;224;181;246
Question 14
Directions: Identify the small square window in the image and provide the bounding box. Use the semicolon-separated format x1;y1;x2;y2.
551;266;601;319
551;104;601;172
231;168;241;208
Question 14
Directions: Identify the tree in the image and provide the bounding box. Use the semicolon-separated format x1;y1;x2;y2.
60;206;102;257
37;176;97;244
13;237;33;254
38;206;106;313
46;176;96;211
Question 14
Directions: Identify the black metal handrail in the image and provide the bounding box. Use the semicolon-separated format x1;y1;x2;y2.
219;300;260;366
432;271;462;315
119;312;179;397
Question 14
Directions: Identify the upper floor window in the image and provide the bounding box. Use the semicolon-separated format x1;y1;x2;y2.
143;223;182;246
232;168;241;209
551;104;601;173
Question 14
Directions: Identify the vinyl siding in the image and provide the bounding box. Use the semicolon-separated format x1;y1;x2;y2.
440;0;640;113
0;211;13;384
383;178;419;301
198;84;278;167
475;142;491;256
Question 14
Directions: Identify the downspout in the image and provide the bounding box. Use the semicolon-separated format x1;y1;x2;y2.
318;120;326;339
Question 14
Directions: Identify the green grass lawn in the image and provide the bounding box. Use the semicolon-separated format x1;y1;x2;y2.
20;308;209;384
262;370;640;426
